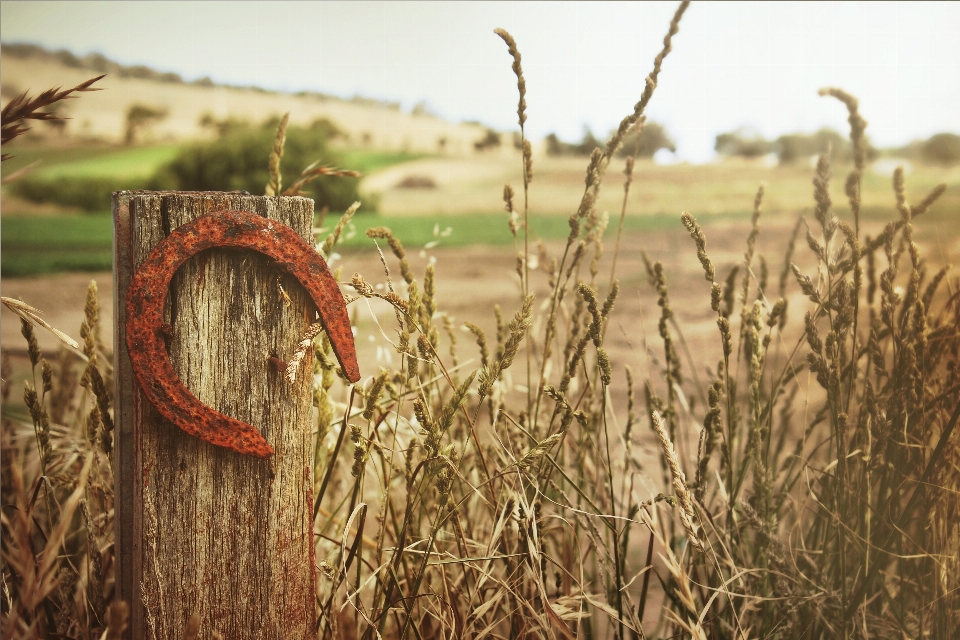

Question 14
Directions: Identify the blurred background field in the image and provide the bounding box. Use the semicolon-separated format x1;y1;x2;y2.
3;37;958;252
2;39;958;345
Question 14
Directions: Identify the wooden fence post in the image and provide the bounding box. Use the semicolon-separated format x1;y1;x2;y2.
114;192;319;639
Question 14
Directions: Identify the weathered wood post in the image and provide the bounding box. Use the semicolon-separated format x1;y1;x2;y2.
113;192;322;639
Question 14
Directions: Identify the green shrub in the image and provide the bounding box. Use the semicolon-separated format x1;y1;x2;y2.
615;120;676;158
544;126;604;156
716;127;882;165
774;127;847;164
8;174;151;212
473;127;502;151
714;127;771;158
150;124;366;212
8;123;364;214
920;132;960;166
124;103;168;145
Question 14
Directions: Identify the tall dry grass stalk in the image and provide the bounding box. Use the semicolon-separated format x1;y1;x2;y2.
0;75;105;161
3;3;958;638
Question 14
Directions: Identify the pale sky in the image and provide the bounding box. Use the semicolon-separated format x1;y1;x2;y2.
2;1;958;163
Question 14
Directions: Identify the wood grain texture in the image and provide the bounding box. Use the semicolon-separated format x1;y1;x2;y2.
115;192;318;639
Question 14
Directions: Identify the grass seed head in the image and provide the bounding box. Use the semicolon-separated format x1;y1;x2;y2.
320;201;360;258
494;28;527;129
681;212;715;282
20;317;41;368
820;87;869;171
265;112;289;196
651;410;702;552
363;368;389;420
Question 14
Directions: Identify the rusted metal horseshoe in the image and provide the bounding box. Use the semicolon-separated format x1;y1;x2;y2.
126;210;360;458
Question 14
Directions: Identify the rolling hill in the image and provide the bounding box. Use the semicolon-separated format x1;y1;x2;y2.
0;43;492;155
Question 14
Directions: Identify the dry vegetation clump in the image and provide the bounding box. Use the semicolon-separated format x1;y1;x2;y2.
3;2;959;638
1;286;123;638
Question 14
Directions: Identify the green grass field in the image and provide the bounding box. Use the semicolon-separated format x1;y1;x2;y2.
33;145;182;179
340;150;427;174
2;142;957;276
1;145;436;275
1;214;114;275
1;143;181;180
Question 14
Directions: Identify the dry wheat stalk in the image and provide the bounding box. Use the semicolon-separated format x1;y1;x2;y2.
265;112;289;196
651;410;703;552
0;74;104;159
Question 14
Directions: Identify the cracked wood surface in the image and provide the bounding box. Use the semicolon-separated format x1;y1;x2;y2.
115;192;318;639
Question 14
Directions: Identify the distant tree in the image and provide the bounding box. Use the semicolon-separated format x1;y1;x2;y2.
84;52;115;74
774;128;846;165
772;128;878;165
616;121;676;158
124;103;168;145
715;128;770;158
310;117;345;141
544;133;567;156
474;128;501;152
411;101;436;117
121;65;182;83
198;112;249;138
920;133;960;166
576;127;603;156
544;126;604;157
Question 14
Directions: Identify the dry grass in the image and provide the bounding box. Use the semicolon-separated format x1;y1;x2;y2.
0;74;104;161
1;284;119;638
3;3;959;638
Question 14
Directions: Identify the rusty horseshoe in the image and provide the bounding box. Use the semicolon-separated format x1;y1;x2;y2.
126;210;361;458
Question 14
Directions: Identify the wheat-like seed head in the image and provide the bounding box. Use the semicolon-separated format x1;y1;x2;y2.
319;201;361;258
813;153;833;232
363;369;389;420
680;212;715;282
493;29;527;129
265;112;289;196
366;227;414;284
3;297;80;350
517;432;563;470
651;410;702;552
286;323;326;383
819;87;868;172
464;322;490;368
284;165;360;198
1;74;104;159
523;139;533;185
